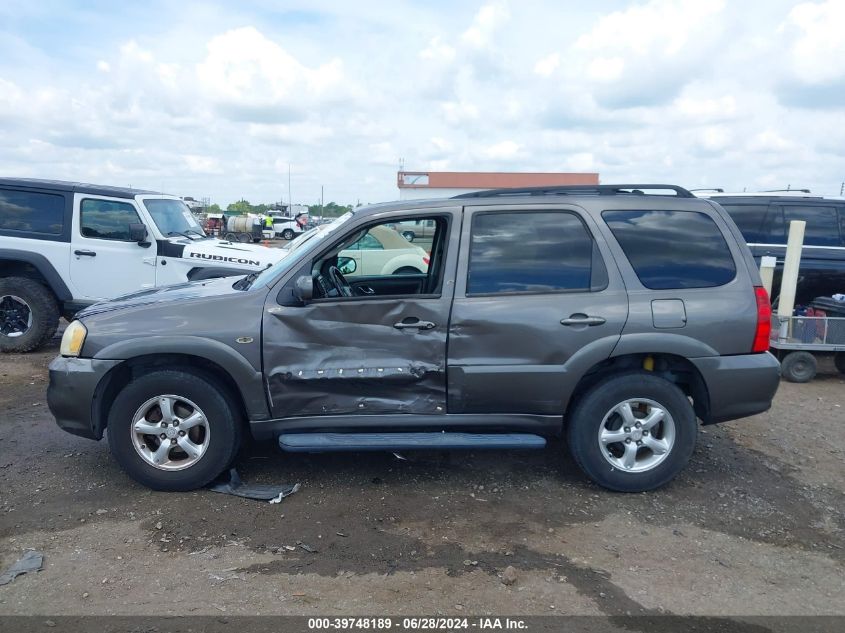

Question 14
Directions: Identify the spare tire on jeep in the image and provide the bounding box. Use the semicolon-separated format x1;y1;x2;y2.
0;277;60;353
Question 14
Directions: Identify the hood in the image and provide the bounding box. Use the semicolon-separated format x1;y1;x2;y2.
181;238;284;270
76;276;244;319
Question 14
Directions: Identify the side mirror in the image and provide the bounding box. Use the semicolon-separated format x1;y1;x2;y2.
129;223;150;246
294;275;313;303
337;256;357;275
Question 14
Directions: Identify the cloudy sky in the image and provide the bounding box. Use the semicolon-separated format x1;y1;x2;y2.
1;0;843;206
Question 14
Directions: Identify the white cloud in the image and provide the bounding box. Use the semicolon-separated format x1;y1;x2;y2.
461;2;510;49
441;99;479;125
196;27;349;123
96;60;110;72
533;53;560;77
782;0;845;83
483;140;520;160
419;36;456;64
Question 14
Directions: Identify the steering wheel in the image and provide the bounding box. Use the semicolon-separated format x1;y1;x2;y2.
328;265;353;297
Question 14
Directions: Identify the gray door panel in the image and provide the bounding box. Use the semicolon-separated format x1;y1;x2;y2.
262;207;461;420
447;203;629;415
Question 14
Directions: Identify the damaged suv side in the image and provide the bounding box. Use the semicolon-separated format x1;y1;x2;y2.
47;185;780;493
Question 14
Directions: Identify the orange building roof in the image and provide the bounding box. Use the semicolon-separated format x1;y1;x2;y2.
397;171;600;189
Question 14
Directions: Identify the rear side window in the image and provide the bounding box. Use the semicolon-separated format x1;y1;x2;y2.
603;210;736;290
80;199;141;241
781;205;840;247
468;211;604;295
0;189;64;234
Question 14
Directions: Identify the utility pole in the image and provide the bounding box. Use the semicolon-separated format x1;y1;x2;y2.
288;164;292;208
320;185;324;219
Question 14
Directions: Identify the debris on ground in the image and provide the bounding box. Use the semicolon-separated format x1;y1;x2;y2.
0;550;43;586
500;565;518;586
209;468;301;503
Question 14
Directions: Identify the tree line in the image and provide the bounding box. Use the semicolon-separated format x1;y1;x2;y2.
206;200;356;218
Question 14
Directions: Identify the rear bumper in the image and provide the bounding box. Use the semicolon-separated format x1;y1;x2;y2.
691;352;781;424
47;356;121;440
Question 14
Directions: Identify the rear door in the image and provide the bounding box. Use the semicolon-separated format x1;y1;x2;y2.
447;205;628;414
68;194;157;300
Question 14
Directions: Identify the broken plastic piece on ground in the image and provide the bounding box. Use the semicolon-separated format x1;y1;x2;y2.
0;550;43;586
209;468;301;503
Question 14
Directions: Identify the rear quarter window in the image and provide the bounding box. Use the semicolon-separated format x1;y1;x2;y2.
0;189;65;234
602;210;737;290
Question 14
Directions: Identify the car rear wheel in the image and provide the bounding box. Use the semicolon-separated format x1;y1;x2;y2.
402;231;415;242
392;266;422;275
282;229;295;240
107;369;241;491
224;232;238;242
0;277;59;353
780;351;817;382
567;372;697;492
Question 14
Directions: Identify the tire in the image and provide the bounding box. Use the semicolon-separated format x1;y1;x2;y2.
392;266;422;275
282;229;295;241
0;277;59;353
835;352;845;375
224;232;238;242
781;351;817;383
237;233;252;243
402;231;415;242
107;369;242;491
566;372;697;493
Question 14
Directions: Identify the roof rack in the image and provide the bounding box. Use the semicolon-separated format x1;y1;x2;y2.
760;188;811;194
689;188;724;193
452;184;695;199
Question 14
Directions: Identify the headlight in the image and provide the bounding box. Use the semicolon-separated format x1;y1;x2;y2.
60;320;87;357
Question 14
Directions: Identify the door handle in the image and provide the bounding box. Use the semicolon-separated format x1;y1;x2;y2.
394;319;436;330
74;249;97;257
358;286;375;295
560;315;606;326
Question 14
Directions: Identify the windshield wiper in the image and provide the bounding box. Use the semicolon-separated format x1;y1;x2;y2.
167;231;196;240
233;270;261;291
185;229;208;239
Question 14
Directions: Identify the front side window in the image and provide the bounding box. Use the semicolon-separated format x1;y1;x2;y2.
80;199;141;241
603;210;736;289
0;190;64;234
467;211;598;295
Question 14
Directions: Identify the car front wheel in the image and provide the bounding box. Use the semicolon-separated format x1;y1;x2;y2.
566;372;697;492
107;369;241;491
282;229;295;240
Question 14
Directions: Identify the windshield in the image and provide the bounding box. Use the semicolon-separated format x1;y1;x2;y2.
143;198;207;238
251;212;354;288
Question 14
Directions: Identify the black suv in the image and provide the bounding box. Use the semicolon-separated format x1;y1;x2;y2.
47;185;781;493
699;191;845;304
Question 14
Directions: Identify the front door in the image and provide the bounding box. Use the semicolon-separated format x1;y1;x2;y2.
262;208;461;420
69;195;157;300
447;205;629;414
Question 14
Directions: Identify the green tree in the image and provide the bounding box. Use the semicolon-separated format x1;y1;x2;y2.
226;199;253;215
207;203;222;214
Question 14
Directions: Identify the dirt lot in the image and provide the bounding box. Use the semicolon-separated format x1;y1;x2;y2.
0;336;843;619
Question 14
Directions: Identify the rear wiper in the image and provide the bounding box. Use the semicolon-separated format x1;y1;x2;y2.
233;270;261;291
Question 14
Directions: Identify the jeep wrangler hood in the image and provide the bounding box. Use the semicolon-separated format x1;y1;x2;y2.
182;238;284;270
76;276;243;318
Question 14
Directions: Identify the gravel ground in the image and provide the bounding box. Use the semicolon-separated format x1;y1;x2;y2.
0;336;843;618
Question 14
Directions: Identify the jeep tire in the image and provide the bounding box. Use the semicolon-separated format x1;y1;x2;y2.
282;229;295;240
107;369;242;491
0;277;60;353
567;372;697;492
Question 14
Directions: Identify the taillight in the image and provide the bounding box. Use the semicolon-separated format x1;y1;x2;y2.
752;286;771;353
423;255;430;266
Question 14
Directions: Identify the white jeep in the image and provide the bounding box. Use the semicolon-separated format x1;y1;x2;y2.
0;178;281;352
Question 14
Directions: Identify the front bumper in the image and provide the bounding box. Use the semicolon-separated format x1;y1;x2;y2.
47;356;121;440
691;352;781;424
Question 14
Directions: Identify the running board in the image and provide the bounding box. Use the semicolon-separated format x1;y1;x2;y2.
278;432;546;452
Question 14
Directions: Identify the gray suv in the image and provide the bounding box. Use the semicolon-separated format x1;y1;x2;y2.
47;185;780;493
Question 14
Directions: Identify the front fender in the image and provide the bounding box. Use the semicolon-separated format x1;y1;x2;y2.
92;335;270;421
